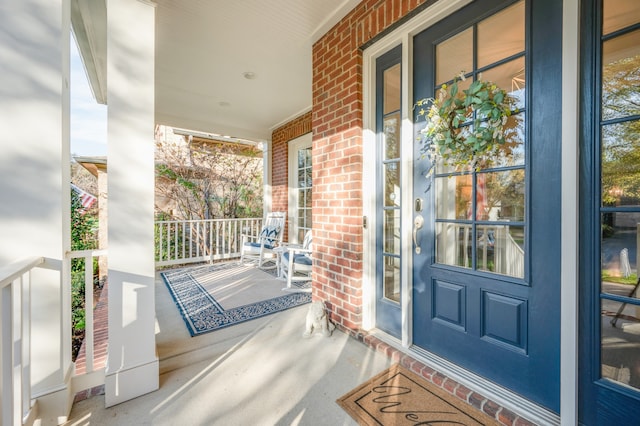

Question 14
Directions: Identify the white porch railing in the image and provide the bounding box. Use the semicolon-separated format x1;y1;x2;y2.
0;250;108;426
155;218;263;266
67;249;107;383
454;224;525;277
0;256;58;426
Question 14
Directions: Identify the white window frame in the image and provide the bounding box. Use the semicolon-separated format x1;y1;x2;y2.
288;133;312;244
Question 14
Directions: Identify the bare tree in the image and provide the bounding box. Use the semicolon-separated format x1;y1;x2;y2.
155;130;263;221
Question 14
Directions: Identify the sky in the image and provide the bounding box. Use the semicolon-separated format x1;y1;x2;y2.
70;38;108;157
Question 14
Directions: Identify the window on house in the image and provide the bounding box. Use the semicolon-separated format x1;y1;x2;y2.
289;134;312;244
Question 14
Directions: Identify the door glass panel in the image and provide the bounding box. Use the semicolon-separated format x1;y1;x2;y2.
479;57;526;111
384;209;400;255
477;1;525;68
480;170;526;222
384;114;401;159
602;120;640;207
599;6;640;391
384;64;401;114
377;46;403;321
601;300;640;389
490;114;526;168
602;30;640;121
435;222;472;269
384;256;401;302
436;27;473;85
435;174;472;220
432;2;526;279
603;0;640;36
601;212;640;285
384;162;400;206
477;225;525;277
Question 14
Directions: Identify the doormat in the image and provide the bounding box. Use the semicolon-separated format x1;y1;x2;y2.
337;364;500;426
161;262;311;336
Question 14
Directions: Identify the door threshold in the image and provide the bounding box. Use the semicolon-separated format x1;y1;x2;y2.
366;329;560;426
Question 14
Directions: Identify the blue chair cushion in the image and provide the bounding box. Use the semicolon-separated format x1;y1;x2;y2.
282;251;312;266
244;241;275;250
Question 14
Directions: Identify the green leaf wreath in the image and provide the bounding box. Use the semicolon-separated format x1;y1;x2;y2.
415;73;517;173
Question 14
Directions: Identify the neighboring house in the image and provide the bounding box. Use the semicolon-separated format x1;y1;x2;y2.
1;1;639;425
154;125;264;221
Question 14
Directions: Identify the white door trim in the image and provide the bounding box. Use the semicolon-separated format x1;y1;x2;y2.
361;0;472;341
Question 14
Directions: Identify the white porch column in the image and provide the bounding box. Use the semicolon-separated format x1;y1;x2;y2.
105;0;158;407
0;0;73;424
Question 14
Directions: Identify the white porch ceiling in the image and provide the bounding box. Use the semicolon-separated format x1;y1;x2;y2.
73;0;360;143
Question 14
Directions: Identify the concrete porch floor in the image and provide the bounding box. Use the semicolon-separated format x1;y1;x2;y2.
64;265;392;425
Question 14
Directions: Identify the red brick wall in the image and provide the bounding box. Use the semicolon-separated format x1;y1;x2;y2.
271;111;312;241
311;0;429;330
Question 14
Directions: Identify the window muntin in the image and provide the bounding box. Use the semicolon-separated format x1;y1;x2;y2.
381;59;402;303
433;0;526;278
296;147;312;242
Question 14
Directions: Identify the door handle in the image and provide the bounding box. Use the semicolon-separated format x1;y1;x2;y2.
413;215;424;254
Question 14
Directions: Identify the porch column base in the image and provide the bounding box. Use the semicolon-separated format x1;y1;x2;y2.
31;376;73;426
105;358;159;407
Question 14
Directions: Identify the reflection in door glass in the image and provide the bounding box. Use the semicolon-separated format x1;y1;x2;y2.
381;54;402;305
603;0;640;35
384;256;401;303
599;1;640;390
435;174;472;220
436;27;473;85
435;222;524;278
602;29;640;121
601;298;640;390
477;1;525;68
602;121;640;208
432;0;526;279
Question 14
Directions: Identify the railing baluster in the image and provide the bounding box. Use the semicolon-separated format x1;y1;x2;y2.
0;257;47;426
154;217;264;266
85;254;94;373
215;221;221;257
167;223;172;261
2;282;14;426
21;272;31;420
11;276;21;425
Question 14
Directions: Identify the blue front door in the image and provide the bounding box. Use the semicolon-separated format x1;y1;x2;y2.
412;0;561;411
579;0;640;423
